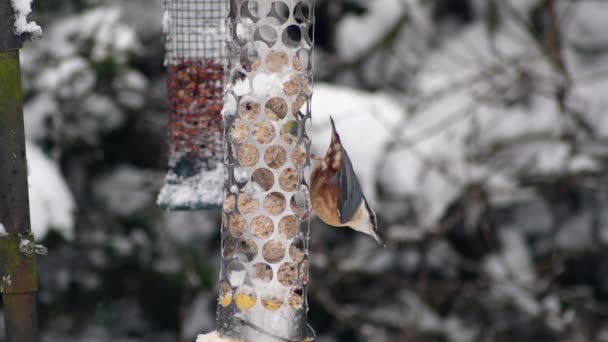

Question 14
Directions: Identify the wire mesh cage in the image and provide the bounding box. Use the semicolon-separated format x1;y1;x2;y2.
158;0;227;210
217;0;315;340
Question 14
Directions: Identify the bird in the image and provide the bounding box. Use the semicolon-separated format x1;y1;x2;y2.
310;116;383;245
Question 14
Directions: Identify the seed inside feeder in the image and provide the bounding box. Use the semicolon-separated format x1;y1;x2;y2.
237;193;260;214
279;167;299;192
288;286;304;310
263;240;286;263
264;192;286;216
224;194;236;212
235;286;257;310
238;144;260;167
230;120;249;144
219;281;233;307
252;57;262;72
291;144;307;169
291;189;311;220
293;55;304;72
253;121;276;145
240;99;261;120
292;95;306;114
300;259;309;285
266;51;289;73
234;167;249;183
229;213;247;238
280;121;299;145
236;238;258;262
279;215;298;239
289;195;302;218
265;97;288;121
278;262;296;286
264;145;288;169
289;239;305;263
222;238;236;259
251;215;274;239
252;168;274;191
250;262;273;283
283;75;302;96
262;295;284;311
302;79;312;96
167;60;224;168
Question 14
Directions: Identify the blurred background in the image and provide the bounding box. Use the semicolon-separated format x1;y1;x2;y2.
6;0;608;341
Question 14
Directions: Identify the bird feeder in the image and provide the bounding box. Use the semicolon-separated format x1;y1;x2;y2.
158;0;227;210
216;0;315;340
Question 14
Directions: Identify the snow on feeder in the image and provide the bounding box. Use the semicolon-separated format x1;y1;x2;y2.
158;0;227;210
216;0;315;340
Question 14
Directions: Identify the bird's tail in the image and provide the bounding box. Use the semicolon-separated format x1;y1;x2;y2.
329;115;341;144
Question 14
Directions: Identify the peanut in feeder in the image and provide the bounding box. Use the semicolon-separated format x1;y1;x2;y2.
158;0;227;210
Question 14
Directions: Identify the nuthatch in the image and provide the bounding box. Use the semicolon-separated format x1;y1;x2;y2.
310;116;383;245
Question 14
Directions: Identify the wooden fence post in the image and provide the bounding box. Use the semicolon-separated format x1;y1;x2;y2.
0;1;41;341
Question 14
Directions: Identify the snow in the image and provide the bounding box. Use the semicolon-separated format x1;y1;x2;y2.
0;222;7;237
157;165;224;210
557;212;594;252
196;331;241;342
252;73;289;98
165;211;216;243
37;57;96;98
113;70;148;109
82;94;124;136
23;94;58;141
236;18;255;43
162;10;171;34
43;7;140;62
222;93;237;117
233;79;252;97
80;7;139;62
482;229;540;316
310;84;402;205
164;1;226;63
10;0;42;38
27;142;75;241
566;2;608;48
336;0;406;60
95;166;159;217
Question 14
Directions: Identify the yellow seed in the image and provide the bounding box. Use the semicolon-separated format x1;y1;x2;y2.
235;293;257;310
220;294;232;307
262;298;283;311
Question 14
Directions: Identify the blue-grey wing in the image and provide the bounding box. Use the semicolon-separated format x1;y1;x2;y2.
338;149;364;223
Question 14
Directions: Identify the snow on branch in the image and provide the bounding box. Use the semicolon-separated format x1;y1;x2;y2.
10;0;42;39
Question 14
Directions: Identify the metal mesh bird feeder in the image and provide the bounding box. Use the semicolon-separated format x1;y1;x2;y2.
158;0;227;210
216;0;315;340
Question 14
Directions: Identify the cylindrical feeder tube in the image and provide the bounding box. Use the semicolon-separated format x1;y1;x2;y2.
158;0;227;210
218;0;315;341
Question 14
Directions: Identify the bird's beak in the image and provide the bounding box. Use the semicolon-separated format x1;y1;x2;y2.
370;229;385;247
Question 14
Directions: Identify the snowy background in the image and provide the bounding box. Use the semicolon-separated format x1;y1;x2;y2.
8;0;608;341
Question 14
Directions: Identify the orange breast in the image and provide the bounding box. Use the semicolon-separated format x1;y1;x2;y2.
311;169;342;227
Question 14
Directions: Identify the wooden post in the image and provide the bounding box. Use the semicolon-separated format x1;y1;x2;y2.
0;1;40;341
